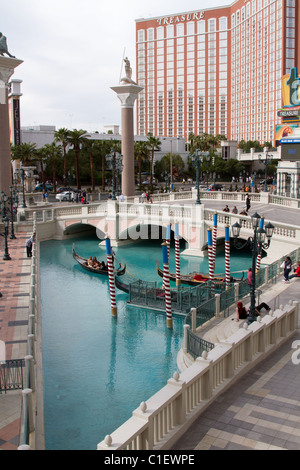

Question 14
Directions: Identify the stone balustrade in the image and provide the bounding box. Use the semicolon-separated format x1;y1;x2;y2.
97;300;298;451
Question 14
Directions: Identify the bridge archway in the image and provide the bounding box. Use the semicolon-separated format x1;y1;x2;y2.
118;223;188;245
63;222;106;240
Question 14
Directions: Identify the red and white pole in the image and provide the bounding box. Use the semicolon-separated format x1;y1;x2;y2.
162;242;173;329
225;225;231;288
175;222;181;287
166;224;171;260
256;252;261;272
208;228;215;294
105;237;117;317
212;212;218;266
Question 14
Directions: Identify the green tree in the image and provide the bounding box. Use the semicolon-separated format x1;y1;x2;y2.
146;132;161;190
54;128;70;185
11;142;37;166
134;141;150;186
41;143;63;193
67;129;89;190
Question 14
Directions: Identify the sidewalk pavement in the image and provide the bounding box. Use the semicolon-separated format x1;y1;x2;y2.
0;232;31;450
0;233;299;450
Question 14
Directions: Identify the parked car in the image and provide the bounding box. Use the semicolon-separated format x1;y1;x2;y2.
34;183;53;192
56;191;75;202
56;186;77;193
209;183;223;191
260;178;274;185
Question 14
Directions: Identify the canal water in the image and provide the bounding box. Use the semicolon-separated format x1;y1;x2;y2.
40;235;252;450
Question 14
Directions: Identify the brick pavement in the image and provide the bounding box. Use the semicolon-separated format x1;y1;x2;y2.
0;231;32;451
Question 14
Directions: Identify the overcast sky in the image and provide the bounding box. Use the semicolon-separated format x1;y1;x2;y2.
2;0;231;132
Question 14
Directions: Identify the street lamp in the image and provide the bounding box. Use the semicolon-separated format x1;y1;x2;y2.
231;212;274;324
9;186;18;239
15;167;26;208
2;216;11;261
191;150;210;205
258;148;273;193
106;151;123;201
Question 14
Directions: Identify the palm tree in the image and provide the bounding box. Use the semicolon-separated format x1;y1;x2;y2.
134;141;150;186
146;132;161;190
41;143;63;193
67;129;89;190
54;128;70;185
11;142;37;166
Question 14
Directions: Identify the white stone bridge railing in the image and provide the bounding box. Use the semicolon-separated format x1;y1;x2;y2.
97;301;299;451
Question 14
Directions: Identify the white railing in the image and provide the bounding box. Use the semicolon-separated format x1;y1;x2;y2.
97;300;299;451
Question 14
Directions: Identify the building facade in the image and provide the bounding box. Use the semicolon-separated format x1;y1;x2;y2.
135;0;299;146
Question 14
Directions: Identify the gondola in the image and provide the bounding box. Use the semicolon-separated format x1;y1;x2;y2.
156;266;244;286
72;245;126;276
115;275;179;301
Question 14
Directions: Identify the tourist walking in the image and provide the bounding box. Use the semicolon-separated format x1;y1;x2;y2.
282;256;292;282
25;234;35;258
245;194;251;212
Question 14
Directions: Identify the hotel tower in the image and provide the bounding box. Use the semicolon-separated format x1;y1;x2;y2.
135;0;299;146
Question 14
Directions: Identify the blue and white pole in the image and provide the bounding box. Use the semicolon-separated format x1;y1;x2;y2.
162;242;172;329
256;217;264;272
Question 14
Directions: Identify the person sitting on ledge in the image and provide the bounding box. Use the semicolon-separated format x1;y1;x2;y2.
223;205;230;212
287;261;300;281
236;301;270;321
239;209;248;215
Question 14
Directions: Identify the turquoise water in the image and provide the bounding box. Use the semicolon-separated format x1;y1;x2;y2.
40;236;252;450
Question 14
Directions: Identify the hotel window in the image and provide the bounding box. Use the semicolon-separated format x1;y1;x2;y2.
208;19;216;32
147;28;154;41
167;25;174;38
187;22;195;35
138;30;145;42
219;17;228;31
197;20;205;34
157;27;164;40
177;23;184;37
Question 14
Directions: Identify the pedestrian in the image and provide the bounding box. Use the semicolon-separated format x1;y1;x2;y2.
223;205;230;212
282;256;292;282
287;261;300;281
44;191;49;203
245;194;251;212
232;206;238;214
247;268;252;286
25;234;35;258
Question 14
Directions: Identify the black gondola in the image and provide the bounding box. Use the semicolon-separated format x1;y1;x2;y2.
156;265;244;286
72;245;126;276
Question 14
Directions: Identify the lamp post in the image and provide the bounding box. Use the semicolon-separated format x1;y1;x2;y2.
258;148;273;193
231;212;274;324
2;216;11;261
191;150;209;205
9;186;18;239
115;158;124;196
15;167;27;208
106;151;123;201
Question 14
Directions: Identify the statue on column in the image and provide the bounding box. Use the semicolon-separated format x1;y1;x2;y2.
0;32;15;58
120;57;137;85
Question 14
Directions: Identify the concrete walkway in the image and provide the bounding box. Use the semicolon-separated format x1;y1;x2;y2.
0;232;31;450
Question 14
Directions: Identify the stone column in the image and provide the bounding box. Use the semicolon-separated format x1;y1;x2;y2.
0;57;23;195
111;84;143;197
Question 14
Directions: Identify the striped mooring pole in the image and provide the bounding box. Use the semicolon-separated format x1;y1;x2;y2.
174;222;181;287
256;217;264;272
225;225;231;288
162;242;173;329
212;212;218;265
105;237;117;317
207;228;215;293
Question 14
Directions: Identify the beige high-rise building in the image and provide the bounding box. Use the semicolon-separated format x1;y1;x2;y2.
135;0;300;146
